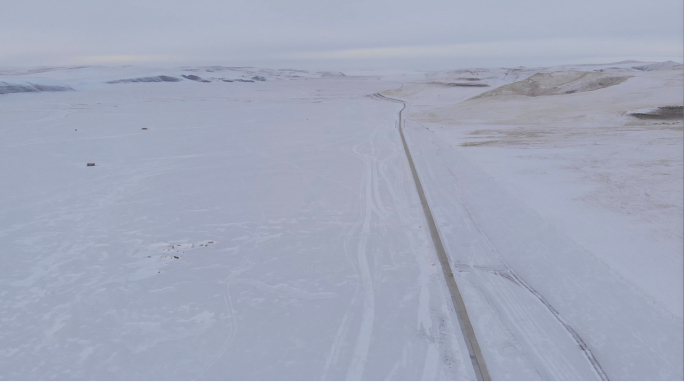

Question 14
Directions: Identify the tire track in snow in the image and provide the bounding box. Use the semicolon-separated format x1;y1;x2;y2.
373;93;490;381
430;176;597;379
437;148;609;381
321;286;359;379
322;172;365;379
343;134;380;380
399;111;609;380
194;205;265;380
322;131;381;380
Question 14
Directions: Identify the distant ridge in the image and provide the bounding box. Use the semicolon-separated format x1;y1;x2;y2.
106;75;181;84
0;81;74;95
632;61;682;71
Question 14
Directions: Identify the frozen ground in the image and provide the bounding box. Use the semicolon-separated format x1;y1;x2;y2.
0;62;681;380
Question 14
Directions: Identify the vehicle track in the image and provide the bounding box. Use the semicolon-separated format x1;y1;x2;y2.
373;93;491;381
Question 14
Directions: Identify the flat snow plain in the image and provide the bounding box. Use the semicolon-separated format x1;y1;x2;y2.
1;67;474;380
0;63;682;380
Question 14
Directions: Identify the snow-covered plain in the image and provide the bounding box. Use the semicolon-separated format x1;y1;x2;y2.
0;62;681;380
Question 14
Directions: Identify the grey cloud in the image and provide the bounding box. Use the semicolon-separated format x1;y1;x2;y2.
0;0;681;69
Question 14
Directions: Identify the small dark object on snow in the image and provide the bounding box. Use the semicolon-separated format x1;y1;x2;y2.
142;127;148;130
87;163;95;166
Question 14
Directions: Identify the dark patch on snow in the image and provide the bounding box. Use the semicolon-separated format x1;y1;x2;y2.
0;82;74;95
251;76;266;81
182;74;202;81
182;74;210;82
630;106;683;120
429;82;489;87
158;76;179;82
106;75;181;84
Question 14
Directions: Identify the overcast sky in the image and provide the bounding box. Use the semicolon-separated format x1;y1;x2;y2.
1;0;682;70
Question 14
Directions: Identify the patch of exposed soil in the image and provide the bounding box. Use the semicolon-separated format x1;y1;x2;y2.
629;106;683;120
632;61;683;71
106;75;181;84
0;82;74;95
472;71;630;99
182;74;211;82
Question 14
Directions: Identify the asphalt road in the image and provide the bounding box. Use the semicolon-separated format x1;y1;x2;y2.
374;93;491;381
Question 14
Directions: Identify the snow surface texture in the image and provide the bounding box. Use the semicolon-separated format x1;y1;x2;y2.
0;62;681;380
385;61;683;380
0;66;472;380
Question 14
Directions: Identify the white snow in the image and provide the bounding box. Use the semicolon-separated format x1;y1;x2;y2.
0;67;472;380
387;63;683;380
0;61;681;380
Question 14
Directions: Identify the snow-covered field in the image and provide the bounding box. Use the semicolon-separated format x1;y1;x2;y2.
0;62;681;380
